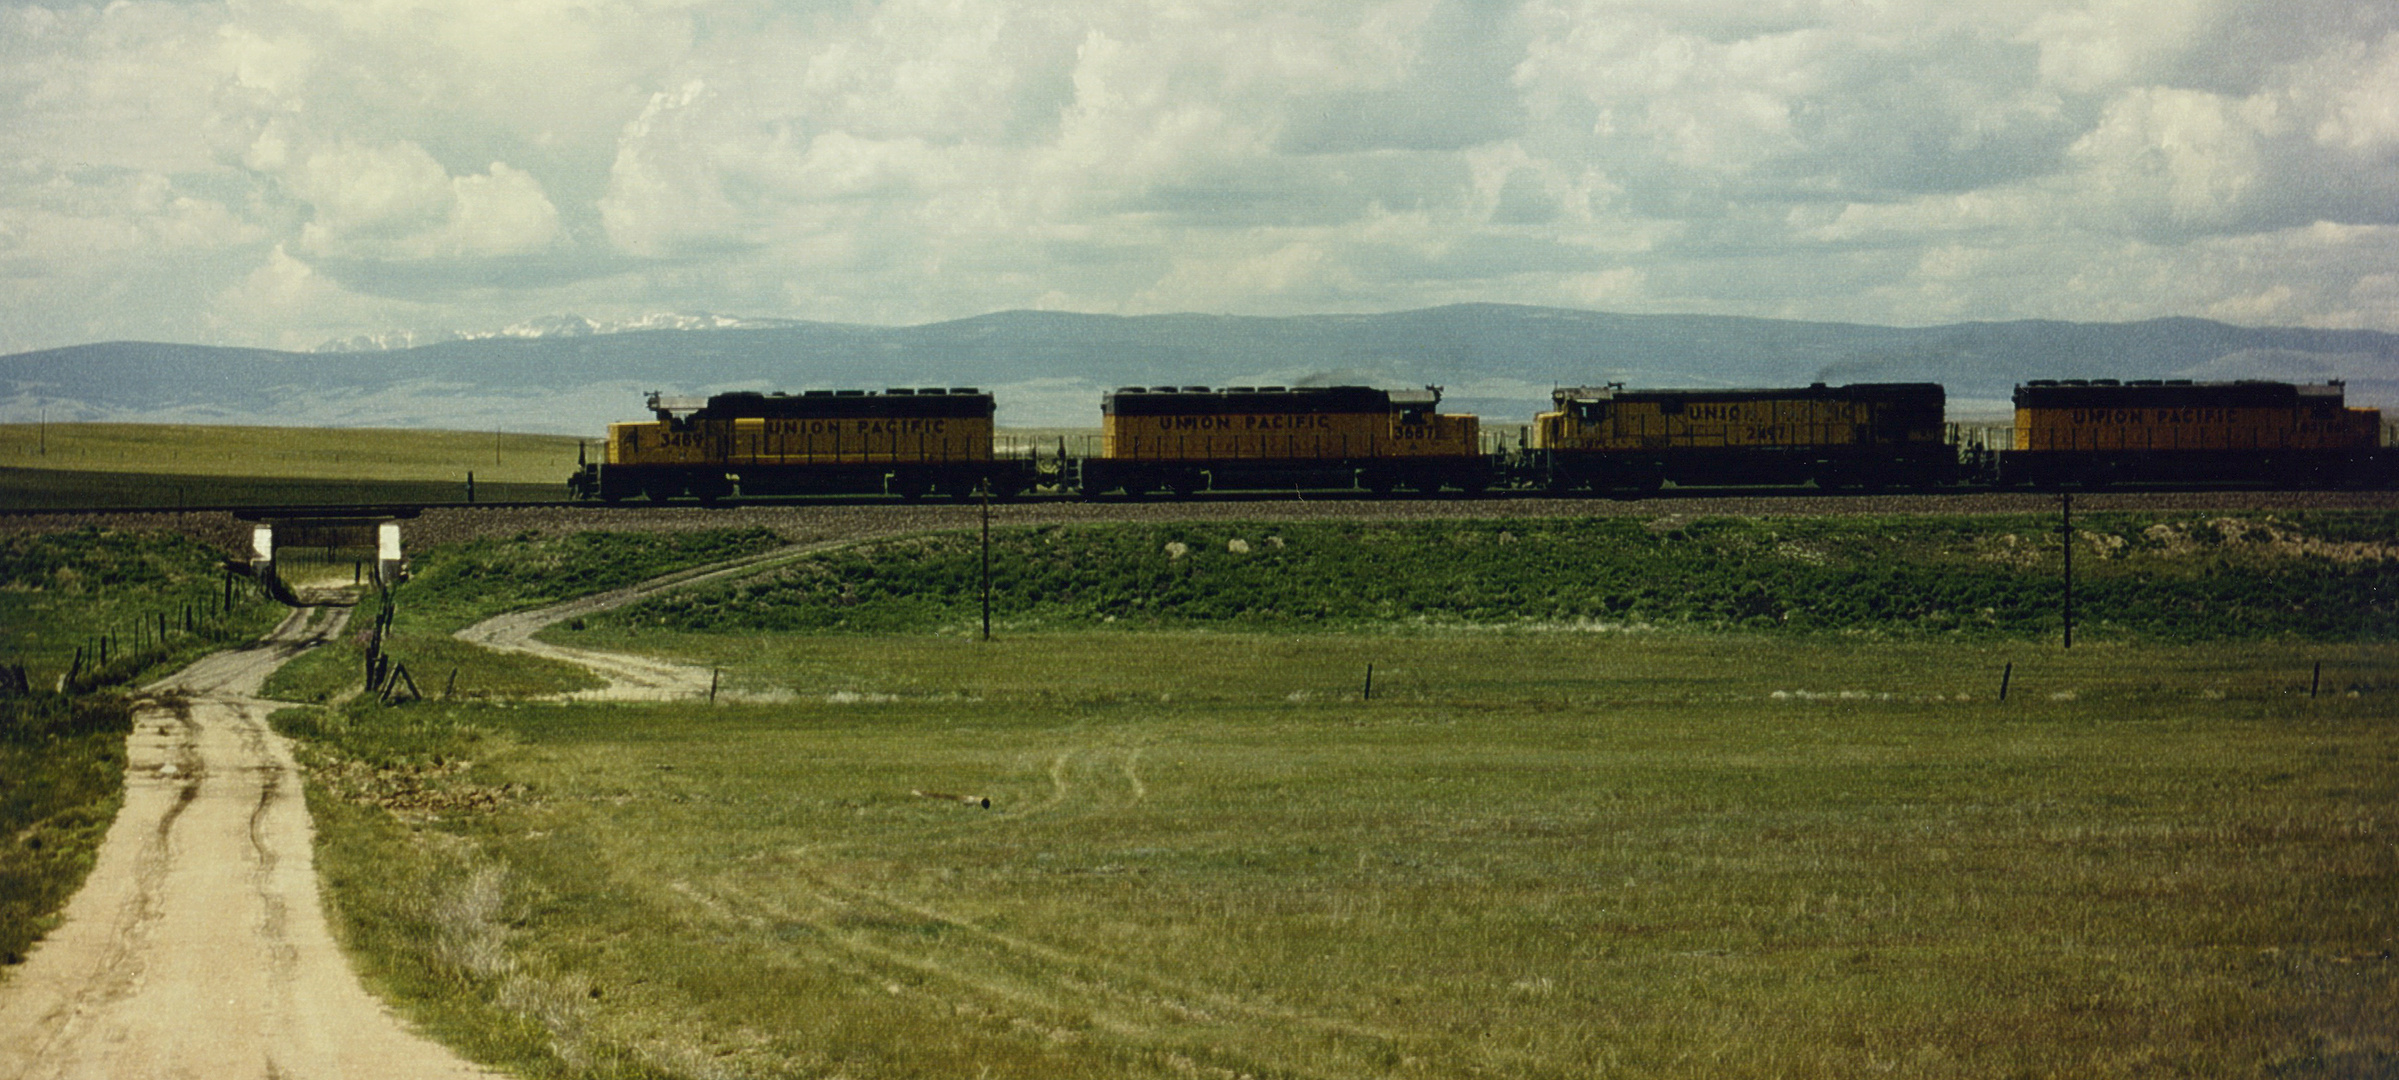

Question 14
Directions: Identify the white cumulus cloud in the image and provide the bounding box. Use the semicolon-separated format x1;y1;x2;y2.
0;0;2396;353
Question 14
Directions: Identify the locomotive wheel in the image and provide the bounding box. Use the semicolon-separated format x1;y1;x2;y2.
643;482;679;503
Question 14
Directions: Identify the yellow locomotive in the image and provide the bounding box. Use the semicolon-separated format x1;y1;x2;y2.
1084;385;1489;496
2004;379;2385;487
569;388;1033;502
1526;382;1951;492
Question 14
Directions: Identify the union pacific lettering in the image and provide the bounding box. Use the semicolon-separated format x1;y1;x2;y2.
1678;402;1859;423
2063;408;2240;424
761;419;952;436
1148;415;1336;432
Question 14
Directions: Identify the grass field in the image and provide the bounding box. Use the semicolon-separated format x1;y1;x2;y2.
0;423;585;507
0;423;586;482
292;635;2397;1080
261;514;2399;1079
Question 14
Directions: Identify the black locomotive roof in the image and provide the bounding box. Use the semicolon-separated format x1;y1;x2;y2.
1554;382;1945;405
2012;379;2340;409
1103;385;1414;416
685;389;993;420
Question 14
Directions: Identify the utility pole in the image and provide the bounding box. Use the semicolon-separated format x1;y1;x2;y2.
2060;491;2074;650
979;479;993;642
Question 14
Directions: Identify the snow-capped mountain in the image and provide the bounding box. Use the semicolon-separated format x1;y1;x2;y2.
313;312;807;353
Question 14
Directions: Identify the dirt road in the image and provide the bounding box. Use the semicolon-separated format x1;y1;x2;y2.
454;537;872;701
0;606;497;1080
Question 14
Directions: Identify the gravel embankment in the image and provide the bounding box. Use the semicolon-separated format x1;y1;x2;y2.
6;490;2394;555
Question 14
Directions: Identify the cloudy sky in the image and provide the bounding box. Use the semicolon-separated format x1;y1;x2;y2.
4;0;2396;355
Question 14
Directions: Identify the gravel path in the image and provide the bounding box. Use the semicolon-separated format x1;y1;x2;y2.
453;536;895;701
0;607;498;1080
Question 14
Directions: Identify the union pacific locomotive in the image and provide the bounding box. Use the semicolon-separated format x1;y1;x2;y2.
568;378;2391;501
568;388;1036;503
2004;378;2385;488
1083;385;1491;497
1526;382;1951;493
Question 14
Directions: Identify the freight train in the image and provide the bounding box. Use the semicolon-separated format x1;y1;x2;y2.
568;378;2391;502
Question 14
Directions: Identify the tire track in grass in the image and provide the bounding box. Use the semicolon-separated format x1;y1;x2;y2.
663;737;1446;1079
1010;743;1149;823
689;871;1363;1080
1121;745;1147;804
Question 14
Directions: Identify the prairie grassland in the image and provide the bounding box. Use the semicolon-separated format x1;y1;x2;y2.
0;422;584;483
299;632;2399;1080
0;421;581;507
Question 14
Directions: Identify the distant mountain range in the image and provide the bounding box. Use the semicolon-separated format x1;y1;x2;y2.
3;304;2392;434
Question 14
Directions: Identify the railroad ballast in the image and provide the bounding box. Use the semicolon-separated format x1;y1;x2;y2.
568;378;2392;501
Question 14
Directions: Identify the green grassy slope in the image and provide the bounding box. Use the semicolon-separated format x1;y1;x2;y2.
580;513;2399;644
